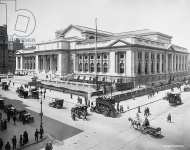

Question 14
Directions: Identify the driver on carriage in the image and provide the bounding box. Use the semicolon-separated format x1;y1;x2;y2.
143;117;150;127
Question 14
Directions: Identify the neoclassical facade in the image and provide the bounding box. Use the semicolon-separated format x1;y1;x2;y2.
15;24;190;86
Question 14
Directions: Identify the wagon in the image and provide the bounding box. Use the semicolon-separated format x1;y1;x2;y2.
142;126;161;137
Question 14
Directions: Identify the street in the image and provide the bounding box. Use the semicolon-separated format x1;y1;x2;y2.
1;84;190;150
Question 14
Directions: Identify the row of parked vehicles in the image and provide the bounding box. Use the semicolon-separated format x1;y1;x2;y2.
16;86;39;99
0;100;34;124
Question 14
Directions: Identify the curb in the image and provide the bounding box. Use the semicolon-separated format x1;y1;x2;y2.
16;136;47;150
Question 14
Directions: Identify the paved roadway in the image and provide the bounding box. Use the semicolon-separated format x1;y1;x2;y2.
0;94;82;150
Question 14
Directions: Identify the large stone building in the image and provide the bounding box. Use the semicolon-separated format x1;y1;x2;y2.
15;25;190;87
0;25;8;74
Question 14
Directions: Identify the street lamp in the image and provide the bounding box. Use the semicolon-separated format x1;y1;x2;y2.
39;87;46;138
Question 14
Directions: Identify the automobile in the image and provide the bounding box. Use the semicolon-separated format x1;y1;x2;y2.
0;99;4;109
18;110;34;123
165;92;182;106
2;82;9;90
49;98;64;109
184;85;190;92
4;104;17;115
90;96;117;118
71;104;88;119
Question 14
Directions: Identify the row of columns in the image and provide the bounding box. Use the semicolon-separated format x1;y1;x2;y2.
135;50;188;75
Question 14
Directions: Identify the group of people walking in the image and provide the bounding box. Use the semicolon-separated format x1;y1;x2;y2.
0;130;28;150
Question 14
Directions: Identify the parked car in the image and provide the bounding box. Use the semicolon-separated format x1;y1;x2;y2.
18;110;34;123
49;98;64;109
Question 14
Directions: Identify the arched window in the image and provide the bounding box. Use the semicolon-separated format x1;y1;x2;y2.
84;63;88;72
89;36;95;39
79;63;82;71
90;63;94;72
103;63;108;73
97;63;101;72
119;63;124;73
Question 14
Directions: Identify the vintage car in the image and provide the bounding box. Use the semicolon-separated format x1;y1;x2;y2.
49;98;64;109
2;82;9;90
16;87;28;98
184;85;190;92
91;97;117;118
4;104;17;115
30;88;39;99
71;104;88;119
0;99;4;109
18;110;34;123
165;92;182;106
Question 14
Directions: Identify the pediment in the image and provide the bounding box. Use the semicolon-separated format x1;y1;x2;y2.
64;27;84;39
109;40;130;47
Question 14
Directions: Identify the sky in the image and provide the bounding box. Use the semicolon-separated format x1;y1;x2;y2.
0;0;190;49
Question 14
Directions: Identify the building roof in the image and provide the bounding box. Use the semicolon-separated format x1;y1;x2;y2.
56;24;113;38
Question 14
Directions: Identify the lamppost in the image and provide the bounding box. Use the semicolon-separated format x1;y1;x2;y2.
39;87;46;138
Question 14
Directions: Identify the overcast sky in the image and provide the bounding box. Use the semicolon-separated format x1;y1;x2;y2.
0;0;190;49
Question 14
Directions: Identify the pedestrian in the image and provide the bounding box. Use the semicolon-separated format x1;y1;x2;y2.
0;138;3;150
0;112;2;120
5;141;11;150
70;93;73;99
116;102;120;112
3;119;7;130
13;115;16;125
35;129;39;142
19;134;23;147
12;135;17;150
23;130;28;145
7;113;10;122
40;126;44;139
138;106;141;113
167;113;171;123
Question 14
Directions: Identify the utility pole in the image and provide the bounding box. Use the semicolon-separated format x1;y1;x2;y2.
95;18;98;90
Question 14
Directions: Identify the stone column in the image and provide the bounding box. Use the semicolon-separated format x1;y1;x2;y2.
160;53;162;73
141;51;145;75
35;55;39;73
115;52;118;73
171;54;173;72
50;55;53;73
43;55;46;72
109;51;116;74
148;52;151;75
165;53;168;74
126;50;133;76
20;56;23;70
173;54;176;72
154;53;157;74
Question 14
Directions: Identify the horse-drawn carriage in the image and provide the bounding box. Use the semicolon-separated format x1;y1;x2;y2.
128;117;161;137
2;82;9;90
49;98;64;109
90;97;117;118
18;110;34;124
71;105;88;120
165;92;182;106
